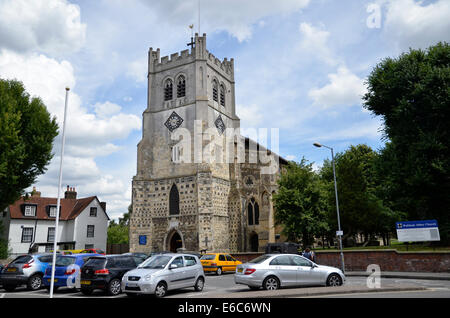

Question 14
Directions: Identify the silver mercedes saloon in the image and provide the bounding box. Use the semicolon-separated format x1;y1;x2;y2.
121;253;205;297
235;254;345;290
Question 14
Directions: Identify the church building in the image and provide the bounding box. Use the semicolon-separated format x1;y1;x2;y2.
130;33;287;253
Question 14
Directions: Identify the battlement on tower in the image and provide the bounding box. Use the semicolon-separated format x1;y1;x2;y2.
148;33;234;78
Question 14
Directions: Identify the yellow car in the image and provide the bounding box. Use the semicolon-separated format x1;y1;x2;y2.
200;253;242;275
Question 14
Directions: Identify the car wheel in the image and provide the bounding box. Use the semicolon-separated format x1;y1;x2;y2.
263;276;280;291
216;267;222;276
107;278;122;296
326;273;343;286
81;288;93;296
27;274;43;291
194;277;204;292
3;285;16;292
155;282;167;298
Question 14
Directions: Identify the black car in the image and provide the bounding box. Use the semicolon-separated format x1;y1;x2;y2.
121;253;148;266
80;255;137;296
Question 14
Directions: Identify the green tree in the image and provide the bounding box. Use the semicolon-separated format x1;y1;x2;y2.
363;42;450;244
320;145;401;246
0;78;58;211
107;207;131;245
273;159;329;247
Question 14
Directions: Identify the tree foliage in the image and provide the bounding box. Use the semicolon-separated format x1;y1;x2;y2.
0;78;58;211
363;42;450;244
273;159;329;246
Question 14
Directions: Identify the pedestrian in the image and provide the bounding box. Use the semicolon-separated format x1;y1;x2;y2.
302;247;316;263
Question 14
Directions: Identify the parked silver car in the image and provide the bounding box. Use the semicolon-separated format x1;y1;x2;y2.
235;254;345;290
121;253;205;297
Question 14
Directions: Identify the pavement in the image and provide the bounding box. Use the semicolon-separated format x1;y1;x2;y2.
345;271;450;281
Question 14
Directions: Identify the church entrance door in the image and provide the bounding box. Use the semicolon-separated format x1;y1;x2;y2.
250;233;259;252
169;231;183;252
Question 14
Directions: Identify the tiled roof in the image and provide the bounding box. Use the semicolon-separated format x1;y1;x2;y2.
8;196;97;221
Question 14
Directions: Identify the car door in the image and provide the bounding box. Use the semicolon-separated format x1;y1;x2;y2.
218;254;228;272
225;255;236;272
168;256;186;290
291;255;318;286
269;255;297;286
183;255;198;286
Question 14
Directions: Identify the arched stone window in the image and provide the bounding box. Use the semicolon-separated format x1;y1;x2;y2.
164;79;173;101
220;84;225;107
169;184;180;215
212;79;218;102
248;198;259;225
177;75;186;98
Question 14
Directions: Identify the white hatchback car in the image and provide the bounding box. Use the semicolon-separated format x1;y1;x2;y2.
235;254;345;290
121;253;205;297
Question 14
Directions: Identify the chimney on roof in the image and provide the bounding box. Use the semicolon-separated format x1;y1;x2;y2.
65;185;77;199
31;186;41;198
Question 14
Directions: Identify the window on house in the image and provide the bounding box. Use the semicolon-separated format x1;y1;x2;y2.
21;227;34;243
85;244;94;249
87;225;95;238
164;79;173;101
47;227;55;242
49;206;57;218
177;75;186;98
24;205;36;217
220;84;225;106
90;207;97;217
212;80;218;102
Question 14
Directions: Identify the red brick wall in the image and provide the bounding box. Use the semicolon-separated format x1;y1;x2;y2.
231;250;450;272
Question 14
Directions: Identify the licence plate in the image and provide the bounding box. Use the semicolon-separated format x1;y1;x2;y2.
47;279;58;283
127;282;137;288
81;280;91;285
7;268;17;272
237;268;243;273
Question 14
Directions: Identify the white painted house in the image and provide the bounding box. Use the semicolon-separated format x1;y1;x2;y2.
0;186;109;257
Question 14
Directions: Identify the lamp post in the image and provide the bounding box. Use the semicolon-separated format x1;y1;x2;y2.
313;142;345;273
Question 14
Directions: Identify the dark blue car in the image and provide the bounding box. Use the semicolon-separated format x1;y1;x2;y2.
43;253;101;291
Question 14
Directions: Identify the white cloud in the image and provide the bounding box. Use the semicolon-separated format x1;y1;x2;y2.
94;101;122;119
126;57;147;83
382;0;450;50
0;0;86;55
308;66;367;108
298;22;337;65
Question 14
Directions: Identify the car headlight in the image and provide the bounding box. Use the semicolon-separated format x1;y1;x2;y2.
144;274;152;281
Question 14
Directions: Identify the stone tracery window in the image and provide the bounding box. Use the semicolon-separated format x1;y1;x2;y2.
164;79;173;101
177;75;186;98
247;197;259;225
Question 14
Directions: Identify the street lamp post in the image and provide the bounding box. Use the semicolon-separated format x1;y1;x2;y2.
313;142;345;273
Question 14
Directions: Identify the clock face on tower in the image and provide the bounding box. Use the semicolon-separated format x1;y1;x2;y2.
164;111;184;132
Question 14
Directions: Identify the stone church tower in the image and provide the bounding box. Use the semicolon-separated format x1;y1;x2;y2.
130;33;287;253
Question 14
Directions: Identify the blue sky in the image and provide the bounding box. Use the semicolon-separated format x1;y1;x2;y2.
0;0;449;220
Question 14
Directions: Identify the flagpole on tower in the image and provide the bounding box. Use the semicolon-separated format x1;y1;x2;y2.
49;87;70;299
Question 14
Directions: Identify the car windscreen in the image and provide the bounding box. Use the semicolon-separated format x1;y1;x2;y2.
11;255;32;264
139;256;172;269
83;257;106;268
200;254;216;260
248;255;272;264
55;256;76;267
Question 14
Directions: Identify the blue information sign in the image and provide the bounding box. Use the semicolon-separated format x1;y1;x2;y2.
396;220;440;242
139;235;147;245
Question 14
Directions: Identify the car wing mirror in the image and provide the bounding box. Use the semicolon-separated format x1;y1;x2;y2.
169;264;178;270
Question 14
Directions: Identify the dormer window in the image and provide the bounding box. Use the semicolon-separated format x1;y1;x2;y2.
49;206;57;218
212;79;218;102
164;79;173;101
24;205;36;217
220;84;225;107
177;75;186;98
